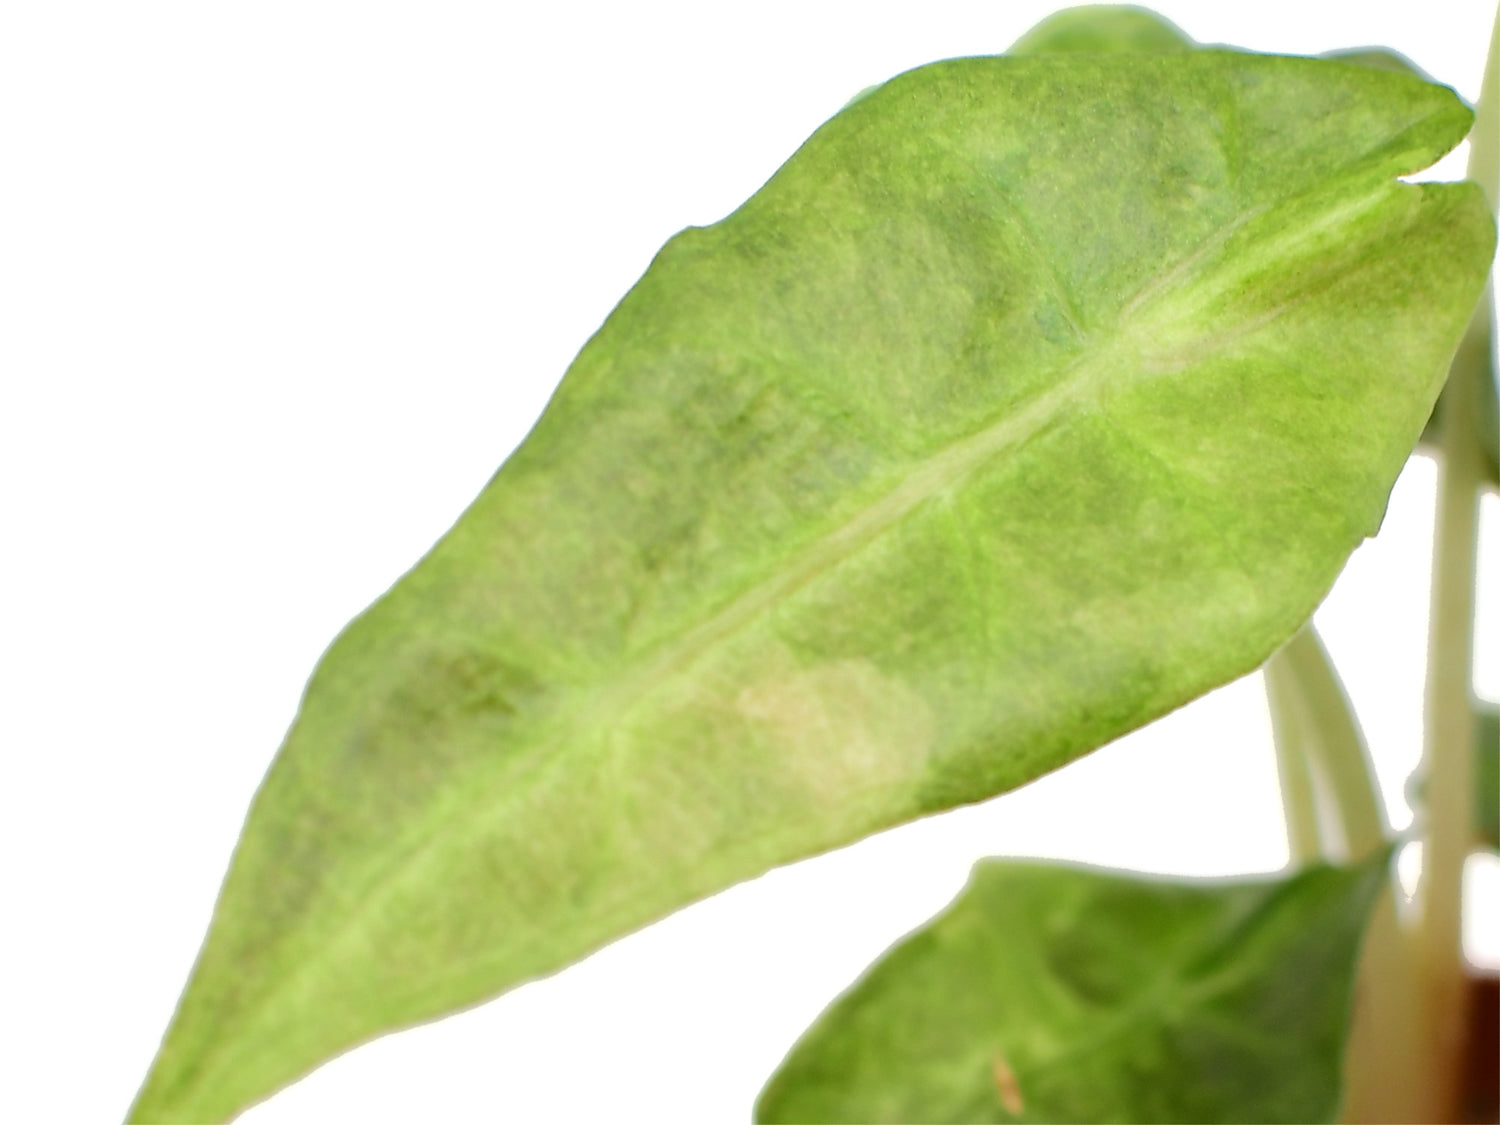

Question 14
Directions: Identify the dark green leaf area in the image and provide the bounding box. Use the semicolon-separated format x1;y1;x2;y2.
1482;362;1500;484
1403;702;1498;849
1479;703;1499;850
756;855;1390;1124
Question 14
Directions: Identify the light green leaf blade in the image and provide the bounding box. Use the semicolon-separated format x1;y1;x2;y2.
855;2;1188;112
131;52;1494;1122
1007;5;1193;55
755;854;1391;1124
1321;48;1429;80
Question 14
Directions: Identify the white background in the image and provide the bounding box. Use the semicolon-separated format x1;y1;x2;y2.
2;1;1497;1121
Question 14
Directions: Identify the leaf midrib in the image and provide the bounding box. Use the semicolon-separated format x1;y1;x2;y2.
173;332;1129;1114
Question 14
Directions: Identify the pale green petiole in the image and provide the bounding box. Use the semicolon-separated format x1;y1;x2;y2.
1264;625;1386;866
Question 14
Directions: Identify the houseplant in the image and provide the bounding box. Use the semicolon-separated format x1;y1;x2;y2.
35;4;1488;1122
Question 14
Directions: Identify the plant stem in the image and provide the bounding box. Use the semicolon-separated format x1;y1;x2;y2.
1469;10;1499;217
1266;661;1325;864
1417;12;1497;1117
1264;627;1386;863
1263;628;1421;1122
1421;282;1492;1119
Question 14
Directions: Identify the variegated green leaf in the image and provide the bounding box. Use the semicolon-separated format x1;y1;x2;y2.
132;33;1493;1123
756;854;1391;1124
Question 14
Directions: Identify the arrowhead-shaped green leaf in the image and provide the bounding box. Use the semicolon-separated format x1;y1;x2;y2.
755;854;1392;1124
132;43;1494;1123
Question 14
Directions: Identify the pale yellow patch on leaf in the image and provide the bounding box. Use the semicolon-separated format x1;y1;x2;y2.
736;658;935;801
